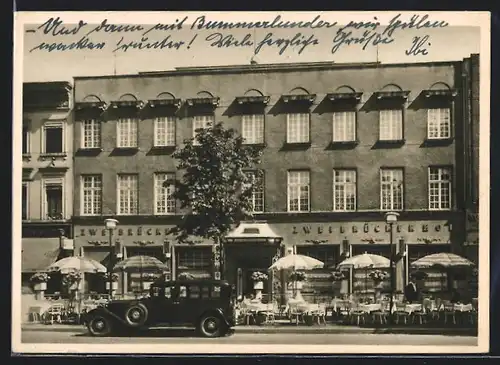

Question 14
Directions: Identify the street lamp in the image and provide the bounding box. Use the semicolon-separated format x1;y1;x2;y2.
385;211;399;325
104;218;119;299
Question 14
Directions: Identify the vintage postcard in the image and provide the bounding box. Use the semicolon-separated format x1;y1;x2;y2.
12;11;490;354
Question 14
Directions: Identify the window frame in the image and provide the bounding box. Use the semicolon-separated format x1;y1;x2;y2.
287;170;311;213
80;174;103;216
428;166;453;211
153;116;176;147
427;108;452;140
244;170;265;213
192;115;214;145
241;114;265;145
42;176;65;220
116;118;139;148
332;111;357;142
332;169;357;212
42;120;65;154
286;113;310;144
81;119;102;149
154;172;176;215
22;182;28;220
22;120;30;155
378;109;404;141
176;246;212;271
379;168;404;211
116;174;139;215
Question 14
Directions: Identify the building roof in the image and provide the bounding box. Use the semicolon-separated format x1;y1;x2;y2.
73;57;477;81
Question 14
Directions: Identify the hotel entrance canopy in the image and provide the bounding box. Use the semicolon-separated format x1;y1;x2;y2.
225;222;283;245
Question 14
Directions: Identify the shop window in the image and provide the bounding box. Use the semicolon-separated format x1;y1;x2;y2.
177;247;212;271
296;246;339;268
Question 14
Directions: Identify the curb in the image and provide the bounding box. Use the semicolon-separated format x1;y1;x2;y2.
21;325;477;337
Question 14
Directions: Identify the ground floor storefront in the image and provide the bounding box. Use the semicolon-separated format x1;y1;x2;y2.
21;223;73;297
72;213;475;300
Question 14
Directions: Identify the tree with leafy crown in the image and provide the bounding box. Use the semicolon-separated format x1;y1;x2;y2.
166;121;263;278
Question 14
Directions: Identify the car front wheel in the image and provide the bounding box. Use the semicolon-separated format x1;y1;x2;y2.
87;315;113;337
198;314;225;338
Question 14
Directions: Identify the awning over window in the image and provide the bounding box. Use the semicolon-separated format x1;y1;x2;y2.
226;222;282;244
83;249;110;265
22;238;61;273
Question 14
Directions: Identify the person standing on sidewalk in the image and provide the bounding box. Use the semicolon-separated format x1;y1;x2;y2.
404;279;420;304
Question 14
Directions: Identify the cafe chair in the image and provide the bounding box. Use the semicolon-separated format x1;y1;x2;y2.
393;302;410;325
311;303;327;325
27;306;43;323
371;301;389;325
44;303;65;325
442;302;457;325
349;302;367;326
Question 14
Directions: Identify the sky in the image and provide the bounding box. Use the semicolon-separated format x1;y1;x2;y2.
18;12;482;83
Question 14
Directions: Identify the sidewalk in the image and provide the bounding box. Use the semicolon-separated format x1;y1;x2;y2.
21;323;478;336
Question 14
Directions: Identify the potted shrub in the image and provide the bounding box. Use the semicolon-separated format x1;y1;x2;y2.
330;271;346;282
250;271;268;300
369;269;389;300
62;271;82;292
30;272;50;291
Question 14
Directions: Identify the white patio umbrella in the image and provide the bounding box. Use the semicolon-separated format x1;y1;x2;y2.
47;256;107;274
410;252;475;269
337;253;390;295
268;254;324;271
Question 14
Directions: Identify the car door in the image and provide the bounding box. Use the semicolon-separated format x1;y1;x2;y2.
149;283;178;324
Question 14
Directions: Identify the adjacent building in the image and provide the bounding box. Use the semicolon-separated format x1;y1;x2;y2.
21;82;74;292
71;57;478;300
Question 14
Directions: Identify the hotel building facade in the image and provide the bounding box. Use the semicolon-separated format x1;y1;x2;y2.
71;56;479;300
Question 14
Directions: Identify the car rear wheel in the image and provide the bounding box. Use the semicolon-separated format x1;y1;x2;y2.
198;314;224;338
88;315;113;337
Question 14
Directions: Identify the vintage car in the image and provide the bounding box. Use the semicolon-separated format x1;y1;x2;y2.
84;279;236;338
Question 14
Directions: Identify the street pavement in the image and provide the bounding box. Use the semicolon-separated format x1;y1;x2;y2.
20;328;478;346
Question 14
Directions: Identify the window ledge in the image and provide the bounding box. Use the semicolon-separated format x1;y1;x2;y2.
374;139;406;148
422;138;454;147
39;152;68;161
327;140;359;150
243;142;267;149
282;142;312;151
110;147;140;156
76;148;103;157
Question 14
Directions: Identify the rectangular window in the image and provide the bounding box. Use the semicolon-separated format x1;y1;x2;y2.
117;174;138;215
154;116;176;147
287;170;310;212
177;247;212;270
332;111;356;142
427;108;451;139
296;246;339;268
154;172;176;215
379;110;403;141
429;167;452;210
245;171;264;213
242;114;264;144
333;169;356;211
43;121;64;153
22;183;28;220
192;115;214;145
81;175;102;215
45;183;63;220
286;113;310;143
380;169;404;210
116;118;138;148
22;121;30;154
82;120;101;148
189;285;200;299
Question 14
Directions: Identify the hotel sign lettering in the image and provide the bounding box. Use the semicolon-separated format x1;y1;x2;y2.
78;227;172;238
291;220;452;244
